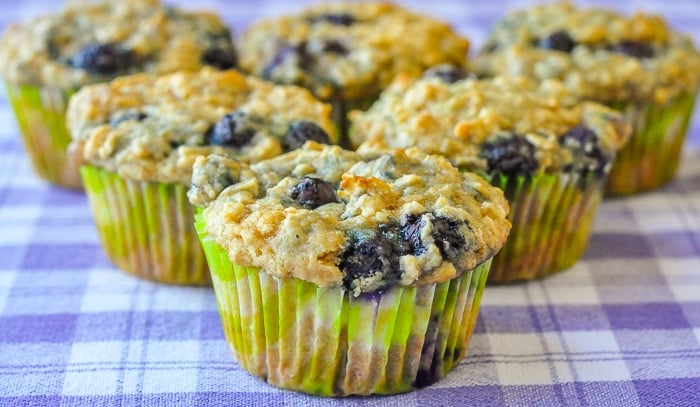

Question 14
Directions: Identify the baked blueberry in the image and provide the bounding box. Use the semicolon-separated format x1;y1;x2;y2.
263;43;312;78
609;40;655;59
340;234;396;291
282;121;331;151
206;111;262;148
423;64;474;83
481;135;539;176
431;216;466;262
402;214;466;262
291;177;338;209
109;111;147;128
561;125;597;150
537;30;577;53
71;43;135;75
310;13;357;26
560;125;609;175
322;40;349;55
380;222;411;256
201;47;237;70
401;215;427;256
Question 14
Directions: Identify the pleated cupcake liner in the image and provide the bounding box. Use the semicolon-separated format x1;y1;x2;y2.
4;83;82;189
81;165;209;285
195;213;491;396
606;91;697;195
487;172;605;283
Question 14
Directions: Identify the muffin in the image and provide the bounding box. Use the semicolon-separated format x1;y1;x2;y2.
351;74;629;283
0;0;237;188
67;68;335;285
473;3;700;195
190;143;510;395
237;1;469;143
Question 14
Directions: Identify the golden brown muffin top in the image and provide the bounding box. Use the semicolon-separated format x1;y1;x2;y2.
472;2;700;104
237;2;469;101
67;68;335;184
351;74;629;179
191;143;510;296
0;0;236;89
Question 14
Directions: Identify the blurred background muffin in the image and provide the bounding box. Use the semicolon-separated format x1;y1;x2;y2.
473;2;700;195
237;1;469;144
0;0;237;188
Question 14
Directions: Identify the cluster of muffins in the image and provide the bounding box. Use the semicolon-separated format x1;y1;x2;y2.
0;0;237;188
2;0;698;397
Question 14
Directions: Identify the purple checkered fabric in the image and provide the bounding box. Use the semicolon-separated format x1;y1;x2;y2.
1;1;699;406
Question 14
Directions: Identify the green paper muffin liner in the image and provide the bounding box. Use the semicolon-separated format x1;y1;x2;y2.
81;165;209;285
5;83;81;189
487;172;605;283
606;91;697;195
195;213;491;396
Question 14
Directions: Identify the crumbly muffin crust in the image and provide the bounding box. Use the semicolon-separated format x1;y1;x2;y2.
237;2;469;101
350;74;629;177
0;0;236;89
67;68;335;184
472;2;700;105
191;143;510;296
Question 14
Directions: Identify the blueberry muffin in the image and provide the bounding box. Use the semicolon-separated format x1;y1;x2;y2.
237;1;469;143
0;0;237;188
67;68;335;285
191;142;510;395
473;3;700;194
351;74;629;283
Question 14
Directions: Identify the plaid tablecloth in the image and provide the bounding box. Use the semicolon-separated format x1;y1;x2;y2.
1;1;699;406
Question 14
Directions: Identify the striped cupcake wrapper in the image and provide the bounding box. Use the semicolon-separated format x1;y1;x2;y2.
81;165;209;285
4;83;82;189
606;91;697;195
195;213;491;396
488;172;605;283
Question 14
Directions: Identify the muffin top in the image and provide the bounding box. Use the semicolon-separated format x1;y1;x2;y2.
350;74;630;179
0;0;237;90
67;68;335;184
190;143;510;296
237;2;469;101
472;2;700;105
